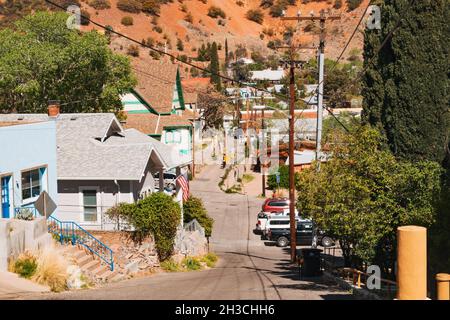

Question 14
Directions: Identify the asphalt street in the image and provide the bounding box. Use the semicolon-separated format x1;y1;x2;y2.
25;165;352;300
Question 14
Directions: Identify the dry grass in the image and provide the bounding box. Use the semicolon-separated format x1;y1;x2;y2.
31;248;68;292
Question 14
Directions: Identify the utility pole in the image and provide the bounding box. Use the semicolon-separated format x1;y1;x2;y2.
280;9;340;262
278;45;305;263
191;103;197;179
261;106;266;198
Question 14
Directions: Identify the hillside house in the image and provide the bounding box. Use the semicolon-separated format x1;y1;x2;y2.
0;105;189;230
121;59;196;166
0;120;58;219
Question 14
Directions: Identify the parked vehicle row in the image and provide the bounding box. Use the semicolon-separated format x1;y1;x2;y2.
255;197;335;248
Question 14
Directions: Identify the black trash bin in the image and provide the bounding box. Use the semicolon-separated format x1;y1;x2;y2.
298;248;323;278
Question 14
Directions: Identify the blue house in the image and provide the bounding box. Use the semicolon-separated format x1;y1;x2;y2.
0;120;58;218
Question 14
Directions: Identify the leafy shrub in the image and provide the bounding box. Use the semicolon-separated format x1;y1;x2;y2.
207;6;226;19
267;165;299;190
142;0;161;15
88;0;111;10
127;44;140;57
117;0;142;13
182;257;202;271
134;193;181;260
32;248;68;292
177;38;184;51
333;0;342;9
346;0;363;11
153;25;163;33
161;259;181;272
246;9;264;24
80;10;90;26
106;193;181;261
269;0;287;17
201;252;218;267
12;252;37;279
121;16;134;26
183;196;214;237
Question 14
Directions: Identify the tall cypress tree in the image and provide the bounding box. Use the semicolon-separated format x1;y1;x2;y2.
362;0;449;164
225;38;229;67
210;42;222;91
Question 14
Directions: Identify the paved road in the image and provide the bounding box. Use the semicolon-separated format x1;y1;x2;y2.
26;165;351;300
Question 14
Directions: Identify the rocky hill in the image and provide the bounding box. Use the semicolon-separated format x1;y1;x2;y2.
1;0;369;76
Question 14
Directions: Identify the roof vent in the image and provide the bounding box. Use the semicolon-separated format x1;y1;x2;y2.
17;116;24;121
70;116;77;121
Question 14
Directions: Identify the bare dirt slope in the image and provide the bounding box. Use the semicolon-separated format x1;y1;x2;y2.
80;0;369;64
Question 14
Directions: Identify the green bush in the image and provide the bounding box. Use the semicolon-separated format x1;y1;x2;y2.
13;253;37;279
246;9;264;24
267;165;299;190
183;196;214;237
207;6;226;19
136;193;181;261
201;253;218;267
182;257;202;271
334;0;342;9
127;44;140;57
121;16;134;26
142;0;161;15
346;0;363;11
117;0;142;13
88;0;111;10
106;193;181;261
161;259;181;272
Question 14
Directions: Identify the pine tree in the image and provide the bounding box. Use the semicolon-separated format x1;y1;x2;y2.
210;42;222;91
362;0;449;164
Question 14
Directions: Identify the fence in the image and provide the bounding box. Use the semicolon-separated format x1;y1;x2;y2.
321;245;397;299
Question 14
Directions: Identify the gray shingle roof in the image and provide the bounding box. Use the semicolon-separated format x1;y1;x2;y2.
0;113;188;180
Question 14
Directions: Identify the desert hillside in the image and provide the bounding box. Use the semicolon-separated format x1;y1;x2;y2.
0;0;369;77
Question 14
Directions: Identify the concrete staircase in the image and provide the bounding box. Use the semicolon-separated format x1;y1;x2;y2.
63;244;124;284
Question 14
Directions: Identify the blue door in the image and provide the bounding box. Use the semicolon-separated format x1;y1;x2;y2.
1;176;11;218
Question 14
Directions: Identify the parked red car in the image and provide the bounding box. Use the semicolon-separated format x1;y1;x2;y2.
261;197;290;213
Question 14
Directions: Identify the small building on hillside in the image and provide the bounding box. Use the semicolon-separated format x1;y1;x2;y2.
250;68;285;84
0;120;58;219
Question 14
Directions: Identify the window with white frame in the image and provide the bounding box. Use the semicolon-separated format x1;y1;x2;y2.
82;190;97;222
21;167;45;201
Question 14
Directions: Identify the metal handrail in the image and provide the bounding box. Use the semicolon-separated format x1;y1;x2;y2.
48;216;114;271
336;267;396;298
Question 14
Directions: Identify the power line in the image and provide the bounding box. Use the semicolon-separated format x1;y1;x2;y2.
44;0;292;103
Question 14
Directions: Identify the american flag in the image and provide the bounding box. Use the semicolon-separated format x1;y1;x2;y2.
176;173;190;202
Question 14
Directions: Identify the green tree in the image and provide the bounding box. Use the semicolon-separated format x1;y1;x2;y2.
183;196;214;237
267;165;299;190
296;127;442;276
362;0;449;164
0;12;136;114
209;42;222;91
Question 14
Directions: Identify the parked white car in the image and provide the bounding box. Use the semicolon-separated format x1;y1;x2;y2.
262;215;308;239
255;210;301;233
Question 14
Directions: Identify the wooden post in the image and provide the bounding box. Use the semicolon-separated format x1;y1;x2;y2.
397;226;427;300
436;273;450;300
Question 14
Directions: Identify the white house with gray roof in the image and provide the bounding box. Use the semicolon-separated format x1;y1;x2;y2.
0;108;190;230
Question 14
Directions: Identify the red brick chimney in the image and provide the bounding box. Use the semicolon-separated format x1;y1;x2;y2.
48;100;60;117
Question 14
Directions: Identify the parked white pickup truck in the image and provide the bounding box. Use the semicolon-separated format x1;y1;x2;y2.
256;212;305;239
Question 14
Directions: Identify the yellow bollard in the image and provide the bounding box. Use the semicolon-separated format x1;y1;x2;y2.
397;226;427;300
436;273;450;300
